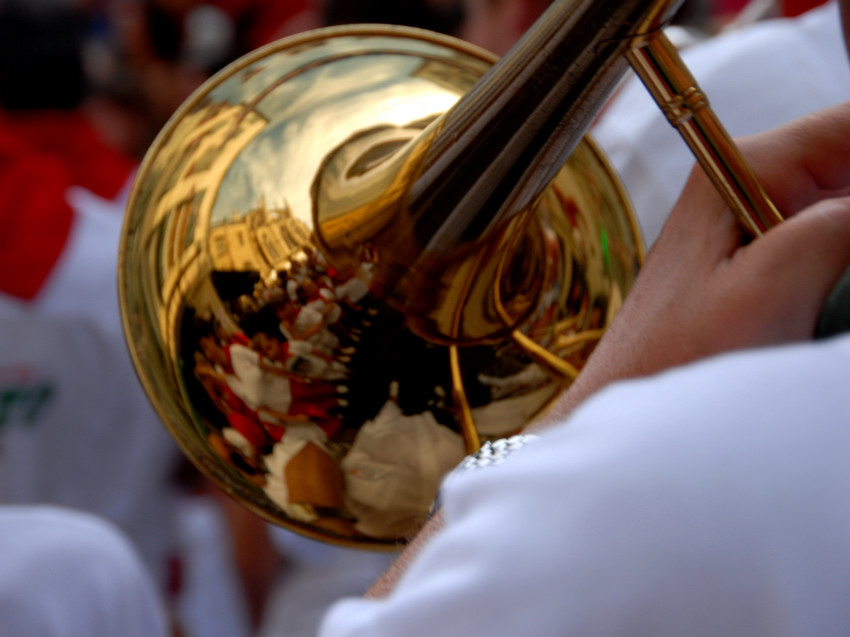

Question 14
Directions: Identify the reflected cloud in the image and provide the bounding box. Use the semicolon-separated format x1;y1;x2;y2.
212;55;458;228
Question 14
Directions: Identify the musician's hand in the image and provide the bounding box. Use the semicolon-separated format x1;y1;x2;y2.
539;101;850;426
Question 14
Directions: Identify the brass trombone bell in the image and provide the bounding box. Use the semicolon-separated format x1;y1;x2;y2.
118;0;780;549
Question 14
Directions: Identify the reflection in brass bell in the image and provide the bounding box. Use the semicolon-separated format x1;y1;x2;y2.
119;21;644;548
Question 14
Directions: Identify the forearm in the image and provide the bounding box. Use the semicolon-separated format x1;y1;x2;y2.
364;512;445;598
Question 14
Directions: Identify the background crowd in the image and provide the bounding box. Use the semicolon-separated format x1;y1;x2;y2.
0;0;842;635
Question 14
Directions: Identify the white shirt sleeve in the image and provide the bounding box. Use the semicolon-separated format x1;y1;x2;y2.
319;334;850;636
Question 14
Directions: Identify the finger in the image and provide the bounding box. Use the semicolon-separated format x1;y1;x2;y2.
727;195;850;341
653;166;745;268
660;102;850;262
736;102;850;215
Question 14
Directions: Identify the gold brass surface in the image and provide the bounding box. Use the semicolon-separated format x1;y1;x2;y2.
119;25;642;547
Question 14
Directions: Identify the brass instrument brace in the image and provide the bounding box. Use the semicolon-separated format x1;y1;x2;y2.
625;29;784;236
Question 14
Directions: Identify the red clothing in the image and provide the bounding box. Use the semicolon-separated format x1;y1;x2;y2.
0;110;134;300
214;0;316;48
712;0;827;17
226;410;268;451
782;0;828;16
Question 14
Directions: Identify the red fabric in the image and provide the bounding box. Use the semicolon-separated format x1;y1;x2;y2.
0;110;135;300
214;0;313;47
712;0;826;18
166;554;184;598
229;331;251;347
0;122;73;301
264;421;286;442
3;110;135;200
712;0;750;15
782;0;828;16
226;410;269;450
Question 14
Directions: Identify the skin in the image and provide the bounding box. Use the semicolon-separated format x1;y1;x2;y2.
363;0;850;596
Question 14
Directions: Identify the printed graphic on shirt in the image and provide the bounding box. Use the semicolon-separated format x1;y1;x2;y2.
0;367;56;430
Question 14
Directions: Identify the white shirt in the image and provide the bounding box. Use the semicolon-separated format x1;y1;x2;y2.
0;505;168;637
593;1;850;248
0;181;181;589
320;333;850;636
227;342;293;413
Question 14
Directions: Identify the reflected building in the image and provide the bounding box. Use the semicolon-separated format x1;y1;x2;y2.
135;99;269;357
209;197;311;279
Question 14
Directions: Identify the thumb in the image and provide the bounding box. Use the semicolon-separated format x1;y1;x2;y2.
735;195;850;341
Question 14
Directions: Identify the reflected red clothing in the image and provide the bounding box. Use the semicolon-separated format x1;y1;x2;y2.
227;410;269;450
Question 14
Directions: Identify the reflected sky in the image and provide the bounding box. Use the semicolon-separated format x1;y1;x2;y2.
209;46;462;227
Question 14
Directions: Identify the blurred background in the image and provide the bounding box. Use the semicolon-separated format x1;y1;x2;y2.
3;0;828;161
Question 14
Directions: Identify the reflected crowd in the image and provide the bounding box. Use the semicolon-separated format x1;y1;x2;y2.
185;243;473;543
